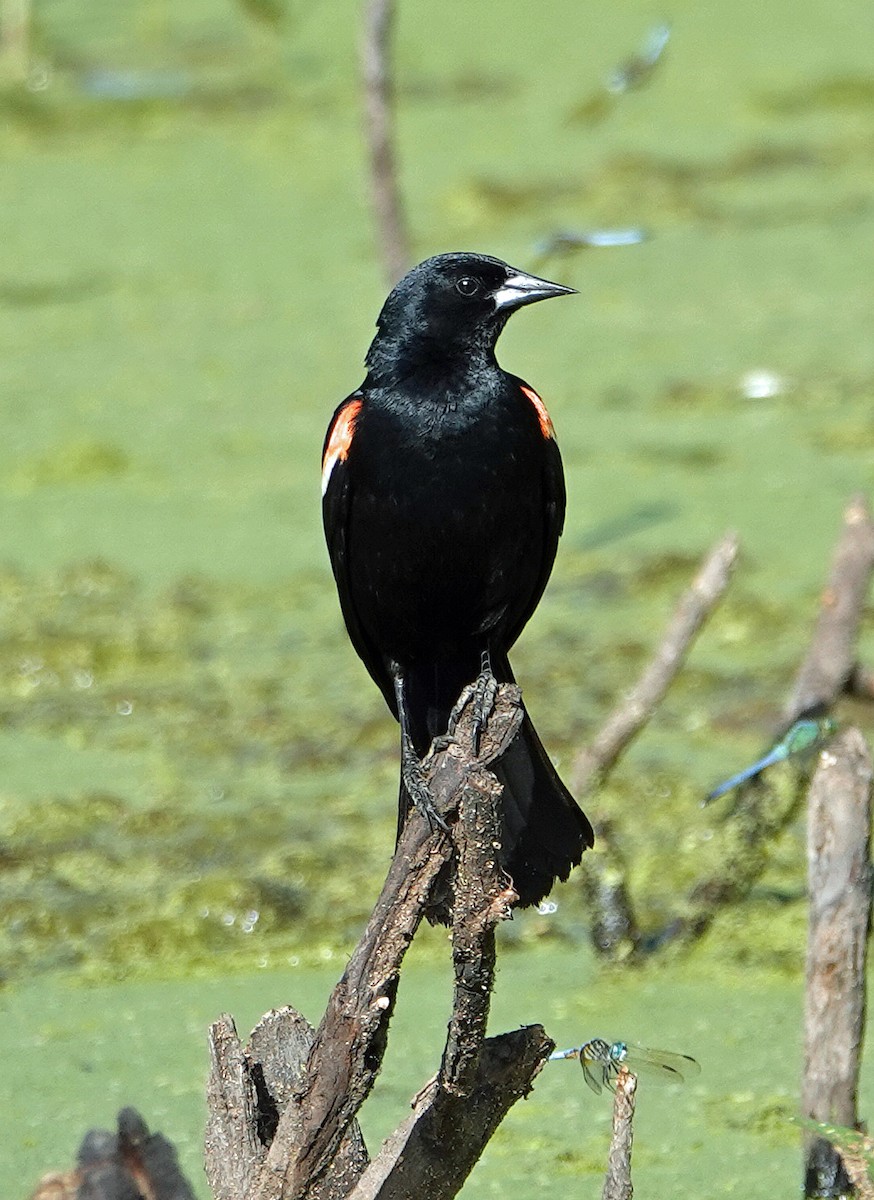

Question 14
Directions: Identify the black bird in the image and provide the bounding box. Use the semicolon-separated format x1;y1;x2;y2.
322;252;594;908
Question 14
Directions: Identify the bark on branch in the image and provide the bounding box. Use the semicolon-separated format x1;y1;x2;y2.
206;683;554;1200
783;493;874;728
572;531;739;797
602;1069;637;1200
802;727;872;1197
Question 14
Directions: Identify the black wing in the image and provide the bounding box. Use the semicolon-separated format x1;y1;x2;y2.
502;376;566;651
322;392;398;718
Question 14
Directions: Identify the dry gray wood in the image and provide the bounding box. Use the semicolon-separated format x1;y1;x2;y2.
267;689;522;1200
802;727;872;1197
346;1026;554;1200
205;1007;370;1200
205;685;532;1200
438;745;516;1098
360;0;410;286
206;1014;263;1200
783;494;874;728
602;1068;637;1200
571;531;739;797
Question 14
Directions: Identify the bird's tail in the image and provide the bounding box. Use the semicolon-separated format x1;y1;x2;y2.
396;661;593;910
490;708;594;908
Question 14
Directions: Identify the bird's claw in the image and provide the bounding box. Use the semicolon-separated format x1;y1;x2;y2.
447;658;498;756
402;735;450;832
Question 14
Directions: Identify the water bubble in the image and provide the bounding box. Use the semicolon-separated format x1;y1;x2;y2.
116;700;133;716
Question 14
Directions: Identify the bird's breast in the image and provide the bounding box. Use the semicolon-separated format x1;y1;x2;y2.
344;393;549;657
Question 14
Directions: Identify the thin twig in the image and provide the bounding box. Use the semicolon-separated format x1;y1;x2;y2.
783;493;874;729
601;1068;637;1200
360;0;410;287
572;531;739;797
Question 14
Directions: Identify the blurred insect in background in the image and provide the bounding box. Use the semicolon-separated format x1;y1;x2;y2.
704;717;837;805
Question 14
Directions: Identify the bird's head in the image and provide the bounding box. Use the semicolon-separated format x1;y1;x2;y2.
365;252;575;380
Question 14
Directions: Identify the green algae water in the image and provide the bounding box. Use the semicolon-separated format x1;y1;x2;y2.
3;0;874;1193
6;947;874;1197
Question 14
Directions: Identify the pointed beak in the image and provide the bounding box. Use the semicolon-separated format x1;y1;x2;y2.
492;269;577;312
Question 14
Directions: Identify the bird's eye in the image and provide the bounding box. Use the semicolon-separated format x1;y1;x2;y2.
455;276;481;297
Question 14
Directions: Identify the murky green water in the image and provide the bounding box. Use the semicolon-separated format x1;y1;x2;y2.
3;0;874;1193
4;945;862;1198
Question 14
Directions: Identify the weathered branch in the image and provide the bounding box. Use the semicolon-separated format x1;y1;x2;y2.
783;493;874;728
275;689;522;1200
439;747;517;1097
572;531;739;797
802;727;872;1197
206;1015;264;1200
206;684;534;1200
647;498;874;953
602;1068;637;1200
360;0;410;287
205;1008;369;1200
348;1025;553;1200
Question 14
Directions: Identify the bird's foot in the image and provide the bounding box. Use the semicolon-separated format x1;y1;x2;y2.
447;653;498;757
402;733;450;833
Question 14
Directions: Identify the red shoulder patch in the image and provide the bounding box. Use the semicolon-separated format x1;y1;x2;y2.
322;398;363;495
520;385;555;440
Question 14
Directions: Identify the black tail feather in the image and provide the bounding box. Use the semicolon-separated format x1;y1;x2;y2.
491;710;593;907
396;700;593;910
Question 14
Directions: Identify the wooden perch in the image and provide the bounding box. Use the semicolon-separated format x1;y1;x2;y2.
572;531;739;797
783;493;874;728
348;1026;553;1200
206;682;553;1200
802;727;872;1197
602;1068;637;1200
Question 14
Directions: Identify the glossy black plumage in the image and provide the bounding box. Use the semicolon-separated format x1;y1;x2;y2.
322;252;593;908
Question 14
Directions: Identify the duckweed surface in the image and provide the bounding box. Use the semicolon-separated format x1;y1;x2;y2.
4;0;874;1194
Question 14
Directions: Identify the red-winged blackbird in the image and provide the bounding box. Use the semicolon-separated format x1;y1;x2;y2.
322;252;594;907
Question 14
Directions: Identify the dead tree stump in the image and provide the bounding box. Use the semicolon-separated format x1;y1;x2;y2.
802;727;872;1197
205;684;556;1200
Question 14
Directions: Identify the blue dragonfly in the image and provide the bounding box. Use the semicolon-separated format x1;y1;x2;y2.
549;1038;700;1095
704;717;837;805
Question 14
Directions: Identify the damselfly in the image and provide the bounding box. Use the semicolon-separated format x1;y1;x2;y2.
705;717;837;805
